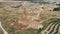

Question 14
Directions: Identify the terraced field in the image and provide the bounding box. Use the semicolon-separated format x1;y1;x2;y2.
41;18;60;34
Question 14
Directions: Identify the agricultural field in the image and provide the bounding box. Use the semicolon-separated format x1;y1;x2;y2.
0;1;60;34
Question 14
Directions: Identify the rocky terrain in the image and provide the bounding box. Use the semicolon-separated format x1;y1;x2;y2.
0;1;60;34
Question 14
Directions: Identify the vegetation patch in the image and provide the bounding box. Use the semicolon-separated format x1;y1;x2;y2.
53;7;60;11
